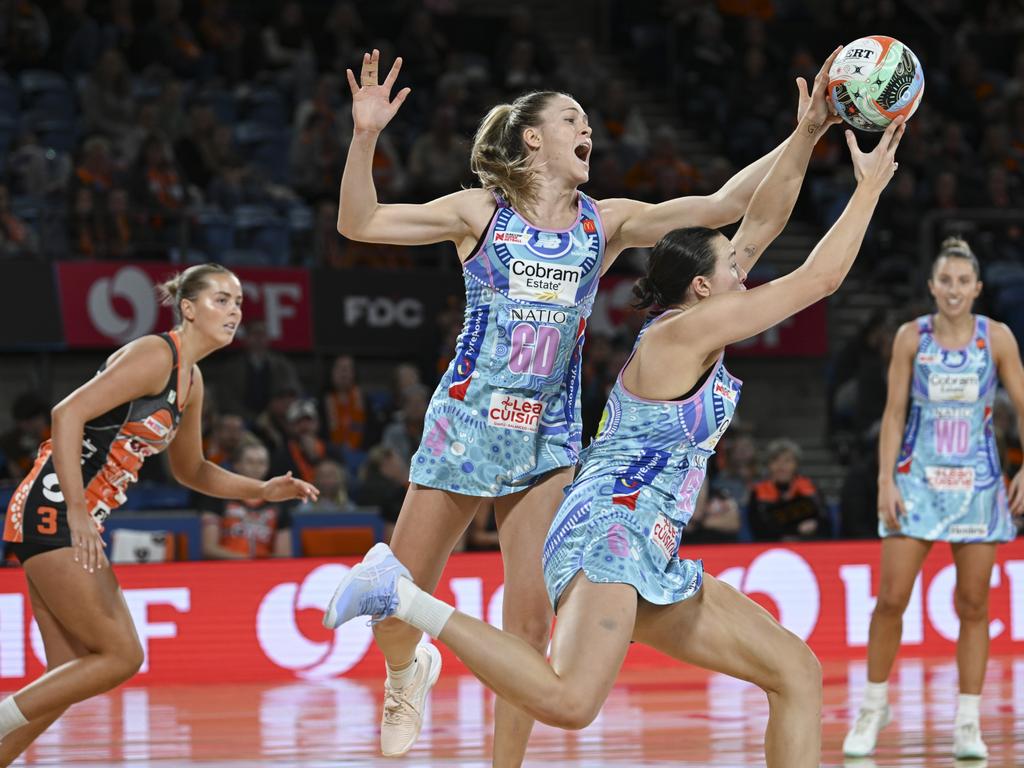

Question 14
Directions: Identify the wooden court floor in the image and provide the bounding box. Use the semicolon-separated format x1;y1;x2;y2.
9;655;1023;767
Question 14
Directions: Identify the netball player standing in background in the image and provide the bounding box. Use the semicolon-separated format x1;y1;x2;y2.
332;47;841;763
843;237;1024;760
0;264;317;766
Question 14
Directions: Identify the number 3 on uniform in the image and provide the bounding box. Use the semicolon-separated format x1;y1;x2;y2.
37;506;58;536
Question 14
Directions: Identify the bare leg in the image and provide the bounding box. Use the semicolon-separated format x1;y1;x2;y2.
489;468;571;768
4;549;143;726
632;575;822;768
0;577;87;767
951;542;997;695
866;537;933;683
435;572;636;730
372;484;482;667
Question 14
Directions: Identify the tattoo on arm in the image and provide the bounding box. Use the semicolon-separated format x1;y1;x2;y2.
743;244;757;260
806;122;820;135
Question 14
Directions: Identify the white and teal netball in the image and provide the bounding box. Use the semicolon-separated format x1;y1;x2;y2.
828;35;924;132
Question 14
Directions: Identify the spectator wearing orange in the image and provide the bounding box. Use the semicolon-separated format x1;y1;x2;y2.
748;438;830;541
199;443;293;559
322;355;368;452
272;399;339;483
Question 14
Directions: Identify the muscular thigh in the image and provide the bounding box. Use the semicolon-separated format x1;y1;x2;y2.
25;579;87;670
549;573;637;703
388;484;483;593
495;470;573;590
23;549;140;654
633;575;807;690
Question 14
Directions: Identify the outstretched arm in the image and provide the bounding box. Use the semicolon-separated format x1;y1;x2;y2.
731;49;842;273
337;49;480;248
167;371;318;504
673;115;906;358
600;48;841;264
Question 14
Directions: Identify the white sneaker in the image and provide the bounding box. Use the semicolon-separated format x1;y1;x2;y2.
380;643;442;756
843;705;892;757
953;720;988;759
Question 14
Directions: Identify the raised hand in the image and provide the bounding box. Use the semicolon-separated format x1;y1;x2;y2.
796;46;843;136
262;471;320;504
346;49;412;135
846;115;906;191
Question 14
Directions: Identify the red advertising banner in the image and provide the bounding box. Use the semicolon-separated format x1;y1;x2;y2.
590;275;828;357
55;262;312;350
0;540;1022;686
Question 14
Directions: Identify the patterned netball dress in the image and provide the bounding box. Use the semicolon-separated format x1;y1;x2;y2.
4;332;193;551
410;192;605;496
543;311;743;609
887;315;1015;542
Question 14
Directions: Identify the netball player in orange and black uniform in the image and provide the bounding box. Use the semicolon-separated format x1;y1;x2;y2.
0;263;317;765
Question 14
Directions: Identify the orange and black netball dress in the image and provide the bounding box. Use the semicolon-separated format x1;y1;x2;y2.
3;332;192;561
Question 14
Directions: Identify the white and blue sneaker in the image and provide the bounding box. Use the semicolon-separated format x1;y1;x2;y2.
322;543;410;630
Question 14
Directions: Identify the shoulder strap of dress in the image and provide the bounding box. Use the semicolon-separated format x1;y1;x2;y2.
976;314;989;341
491;189;510;208
916;315;932;335
158;332;179;367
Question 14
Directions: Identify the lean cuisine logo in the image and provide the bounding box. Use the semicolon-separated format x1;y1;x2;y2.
256;564;373;679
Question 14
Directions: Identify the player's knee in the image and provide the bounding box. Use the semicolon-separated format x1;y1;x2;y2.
545;690;601;730
873;588;911;617
502;614;552;652
767;637;821;701
116;639;145;681
954;588;989;623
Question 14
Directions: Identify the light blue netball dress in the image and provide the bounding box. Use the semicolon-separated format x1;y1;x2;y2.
543;311;743;609
410;192;604;497
887;314;1015;542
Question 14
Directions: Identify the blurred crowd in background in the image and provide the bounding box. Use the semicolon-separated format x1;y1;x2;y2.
1;0;1023;556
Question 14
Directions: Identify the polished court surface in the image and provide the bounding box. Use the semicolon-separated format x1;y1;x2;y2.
9;656;1023;766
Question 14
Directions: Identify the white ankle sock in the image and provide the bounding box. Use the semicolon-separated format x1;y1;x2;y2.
863;680;889;710
394;577;454;638
386;657;419;689
0;695;28;739
955;693;981;725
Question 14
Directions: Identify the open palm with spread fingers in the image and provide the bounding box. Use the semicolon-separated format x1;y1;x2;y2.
845;115;906;190
346;49;411;134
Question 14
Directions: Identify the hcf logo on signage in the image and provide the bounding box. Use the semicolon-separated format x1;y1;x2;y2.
256;564;374;680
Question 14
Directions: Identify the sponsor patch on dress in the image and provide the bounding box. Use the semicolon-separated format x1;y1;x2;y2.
143;415;170;437
713;380;737;403
649;513;680;561
948;524;988;538
925;466;975;492
927;372;979;402
508;259;582;306
487;393;543;432
493;231;529;245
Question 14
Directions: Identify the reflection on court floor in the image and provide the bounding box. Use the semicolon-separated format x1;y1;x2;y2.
10;656;1024;766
